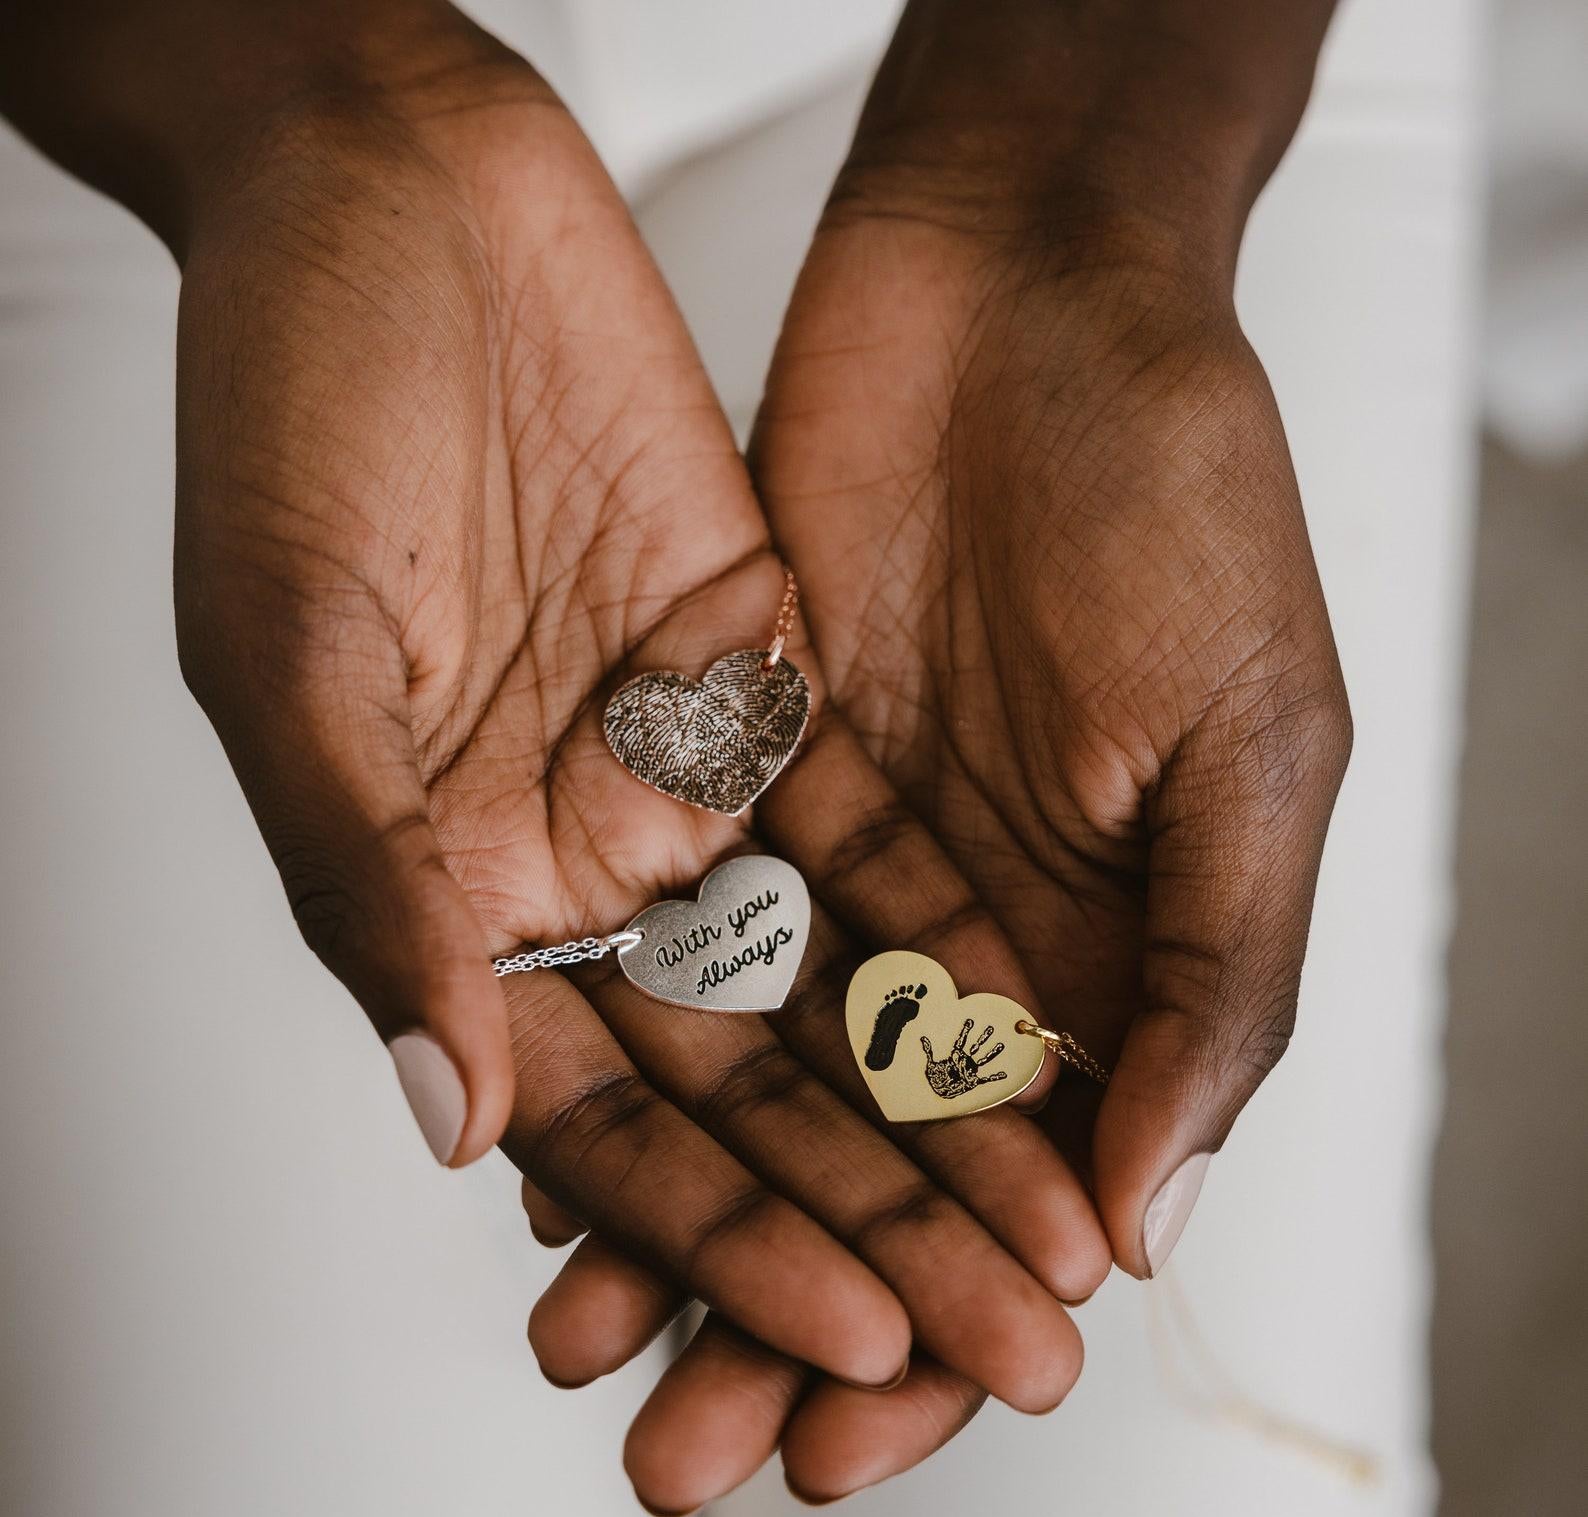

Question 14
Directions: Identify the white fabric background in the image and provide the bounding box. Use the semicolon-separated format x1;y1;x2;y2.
0;1;1479;1513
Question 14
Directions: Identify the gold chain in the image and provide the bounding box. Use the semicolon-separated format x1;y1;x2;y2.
1014;1021;1111;1085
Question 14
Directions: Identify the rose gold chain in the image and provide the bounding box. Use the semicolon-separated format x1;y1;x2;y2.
760;569;799;673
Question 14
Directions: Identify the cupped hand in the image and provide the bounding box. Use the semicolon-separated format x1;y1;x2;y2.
521;1185;991;1512
753;130;1352;1280
170;6;1104;1455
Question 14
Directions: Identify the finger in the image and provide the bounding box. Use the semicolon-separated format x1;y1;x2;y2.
760;710;1058;1109
177;594;511;1167
521;1133;1087;1416
625;1327;991;1514
527;1234;684;1388
1094;685;1351;1277
520;1176;587;1248
499;971;911;1388
590;925;1086;1412
782;1356;990;1504
624;1316;809;1515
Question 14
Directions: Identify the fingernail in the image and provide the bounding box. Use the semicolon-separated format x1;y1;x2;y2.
388;1031;466;1165
1143;1153;1211;1276
785;1480;842;1507
839;1359;910;1393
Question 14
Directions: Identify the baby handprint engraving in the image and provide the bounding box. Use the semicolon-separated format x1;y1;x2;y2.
921;1019;1008;1100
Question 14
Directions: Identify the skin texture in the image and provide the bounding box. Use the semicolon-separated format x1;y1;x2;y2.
5;4;1107;1498
4;0;1348;1506
166;23;1107;1408
520;219;1351;1499
57;7;1100;1499
755;0;1353;1280
520;2;1350;1500
521;1185;992;1510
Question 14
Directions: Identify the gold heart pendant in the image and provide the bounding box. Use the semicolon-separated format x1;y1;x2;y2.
603;650;811;816
845;951;1046;1122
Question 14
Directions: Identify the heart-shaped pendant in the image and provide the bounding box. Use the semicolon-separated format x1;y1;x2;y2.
603;649;811;816
619;855;810;1011
845;951;1045;1121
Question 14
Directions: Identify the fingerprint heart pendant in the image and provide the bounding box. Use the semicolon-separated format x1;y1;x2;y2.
845;952;1046;1122
604;649;811;816
619;855;810;1011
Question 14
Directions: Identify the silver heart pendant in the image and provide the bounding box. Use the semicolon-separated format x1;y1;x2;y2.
619;855;810;1011
603;649;811;816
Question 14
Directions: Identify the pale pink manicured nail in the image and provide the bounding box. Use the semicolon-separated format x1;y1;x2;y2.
389;1031;466;1165
1143;1153;1211;1276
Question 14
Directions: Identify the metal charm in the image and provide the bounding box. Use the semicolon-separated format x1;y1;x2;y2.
845;951;1046;1122
619;855;810;1011
603;649;810;816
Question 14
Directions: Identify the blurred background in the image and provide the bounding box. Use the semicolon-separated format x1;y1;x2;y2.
0;0;1582;1513
1433;1;1588;1510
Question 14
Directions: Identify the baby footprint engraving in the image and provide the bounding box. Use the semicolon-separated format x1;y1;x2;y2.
864;983;928;1071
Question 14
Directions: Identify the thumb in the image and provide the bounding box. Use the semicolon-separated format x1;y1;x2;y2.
1093;686;1351;1277
179;609;512;1168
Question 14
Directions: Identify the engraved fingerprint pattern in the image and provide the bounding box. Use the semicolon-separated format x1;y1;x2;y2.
603;649;811;815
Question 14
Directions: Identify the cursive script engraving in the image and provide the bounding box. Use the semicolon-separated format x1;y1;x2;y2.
655;920;724;968
621;856;809;1011
727;889;779;938
696;927;796;996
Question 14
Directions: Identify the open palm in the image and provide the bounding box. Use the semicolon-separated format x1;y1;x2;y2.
170;23;1104;1506
755;159;1353;1278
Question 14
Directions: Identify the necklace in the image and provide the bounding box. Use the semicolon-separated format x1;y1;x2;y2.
603;570;809;816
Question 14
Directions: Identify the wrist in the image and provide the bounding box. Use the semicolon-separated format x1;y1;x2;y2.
1;0;517;254
846;0;1336;286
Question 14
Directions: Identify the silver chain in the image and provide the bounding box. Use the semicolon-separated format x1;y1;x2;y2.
492;929;644;977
